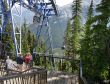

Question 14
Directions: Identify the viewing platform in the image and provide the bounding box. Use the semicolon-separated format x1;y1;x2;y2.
0;60;79;84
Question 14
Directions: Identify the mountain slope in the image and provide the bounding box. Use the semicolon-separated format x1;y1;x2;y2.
13;0;101;48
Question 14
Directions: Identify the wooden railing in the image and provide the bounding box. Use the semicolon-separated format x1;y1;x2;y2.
0;60;7;77
0;56;84;84
0;59;47;83
0;67;47;84
33;53;80;73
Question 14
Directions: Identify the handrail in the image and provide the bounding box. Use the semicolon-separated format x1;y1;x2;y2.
0;67;47;84
7;67;47;75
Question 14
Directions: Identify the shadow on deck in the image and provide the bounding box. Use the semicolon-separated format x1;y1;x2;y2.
47;71;78;84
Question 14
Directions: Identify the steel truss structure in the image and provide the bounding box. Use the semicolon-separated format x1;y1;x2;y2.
0;0;57;67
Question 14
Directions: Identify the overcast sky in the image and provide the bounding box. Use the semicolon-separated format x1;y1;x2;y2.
55;0;101;7
56;0;73;7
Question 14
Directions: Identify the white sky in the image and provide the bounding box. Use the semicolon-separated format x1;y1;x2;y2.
14;0;73;7
56;0;73;7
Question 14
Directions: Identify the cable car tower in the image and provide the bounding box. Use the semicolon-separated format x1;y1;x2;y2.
0;0;57;66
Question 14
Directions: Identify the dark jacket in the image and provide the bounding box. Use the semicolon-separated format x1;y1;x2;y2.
17;56;23;64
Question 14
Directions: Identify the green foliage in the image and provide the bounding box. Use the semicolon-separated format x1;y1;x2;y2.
21;21;37;55
20;21;47;68
2;22;14;53
90;0;110;81
72;0;82;57
72;0;82;19
21;21;30;54
80;0;110;83
64;20;78;72
65;20;74;57
36;38;46;53
2;0;14;54
80;0;94;79
63;0;82;73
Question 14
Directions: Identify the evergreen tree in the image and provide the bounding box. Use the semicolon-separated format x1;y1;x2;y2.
21;22;38;55
70;0;82;72
30;34;36;53
72;0;82;57
80;0;94;80
65;20;74;57
21;21;30;54
90;0;110;81
81;0;110;82
27;30;31;51
1;0;14;57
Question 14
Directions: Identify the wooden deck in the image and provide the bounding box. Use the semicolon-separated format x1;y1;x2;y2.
47;71;78;84
0;60;79;84
0;70;78;84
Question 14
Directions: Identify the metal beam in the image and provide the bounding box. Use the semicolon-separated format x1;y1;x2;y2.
49;0;57;15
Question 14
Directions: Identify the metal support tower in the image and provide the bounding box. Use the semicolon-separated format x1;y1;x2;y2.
0;0;57;67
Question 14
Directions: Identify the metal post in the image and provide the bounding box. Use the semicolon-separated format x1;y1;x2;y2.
79;60;82;84
10;0;22;56
10;3;19;57
80;60;82;77
0;14;3;41
46;19;55;69
19;0;22;54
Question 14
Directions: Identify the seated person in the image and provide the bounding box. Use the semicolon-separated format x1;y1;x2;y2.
6;56;13;69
